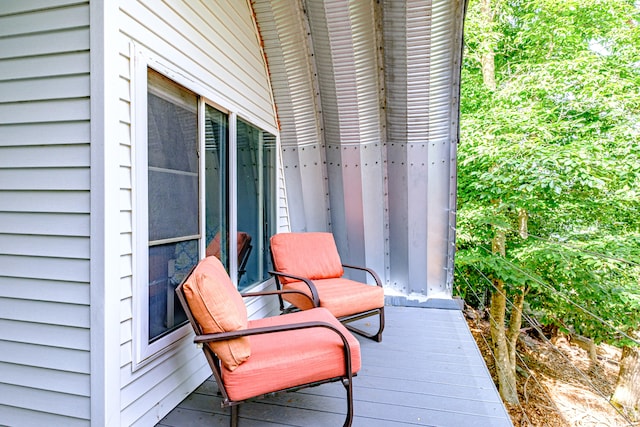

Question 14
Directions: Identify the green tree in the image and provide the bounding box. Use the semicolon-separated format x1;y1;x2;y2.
457;0;640;414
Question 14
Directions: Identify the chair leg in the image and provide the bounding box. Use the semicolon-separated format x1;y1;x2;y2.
230;405;239;427
342;378;354;427
343;308;385;342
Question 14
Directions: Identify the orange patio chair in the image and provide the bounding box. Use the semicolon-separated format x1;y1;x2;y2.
270;232;385;342
175;255;361;427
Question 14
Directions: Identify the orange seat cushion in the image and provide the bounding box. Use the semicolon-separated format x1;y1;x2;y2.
270;232;344;284
283;278;385;318
221;307;361;402
182;256;250;371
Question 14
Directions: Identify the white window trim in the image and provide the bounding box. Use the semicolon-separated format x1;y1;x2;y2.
132;51;192;368
131;47;280;369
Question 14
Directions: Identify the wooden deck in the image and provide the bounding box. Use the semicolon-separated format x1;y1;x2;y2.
157;305;512;427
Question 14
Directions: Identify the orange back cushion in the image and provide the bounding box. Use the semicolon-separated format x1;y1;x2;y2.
270;232;344;284
182;256;250;371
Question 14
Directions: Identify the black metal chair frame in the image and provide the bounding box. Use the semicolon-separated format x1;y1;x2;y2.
175;274;356;427
269;262;385;342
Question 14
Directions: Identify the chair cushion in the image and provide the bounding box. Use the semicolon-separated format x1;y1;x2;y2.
221;307;361;402
283;278;385;318
270;232;344;284
182;256;250;371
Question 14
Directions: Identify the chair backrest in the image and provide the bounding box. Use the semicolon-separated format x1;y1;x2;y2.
177;256;251;371
270;232;344;284
206;231;252;262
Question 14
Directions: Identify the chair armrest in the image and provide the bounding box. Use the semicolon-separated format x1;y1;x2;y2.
342;263;383;287
240;289;317;307
268;271;320;307
193;320;353;378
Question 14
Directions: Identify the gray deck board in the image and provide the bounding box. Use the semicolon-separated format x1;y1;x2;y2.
157;306;512;427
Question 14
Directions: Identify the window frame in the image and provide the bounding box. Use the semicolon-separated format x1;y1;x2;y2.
131;50;279;368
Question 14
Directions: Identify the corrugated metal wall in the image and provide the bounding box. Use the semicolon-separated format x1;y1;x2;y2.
254;0;465;300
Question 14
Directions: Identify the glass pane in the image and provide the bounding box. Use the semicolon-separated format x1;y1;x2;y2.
236;119;276;290
204;105;230;270
147;93;198;173
147;80;199;242
148;170;198;241
148;240;197;341
147;69;198;341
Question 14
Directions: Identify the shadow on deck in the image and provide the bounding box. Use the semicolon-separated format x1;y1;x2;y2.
157;305;512;427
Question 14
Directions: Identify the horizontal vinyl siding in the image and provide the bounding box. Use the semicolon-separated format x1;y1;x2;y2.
115;0;276;425
0;2;91;425
117;1;277;425
120;0;276;130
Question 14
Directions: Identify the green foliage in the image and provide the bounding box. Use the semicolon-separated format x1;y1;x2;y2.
456;0;640;346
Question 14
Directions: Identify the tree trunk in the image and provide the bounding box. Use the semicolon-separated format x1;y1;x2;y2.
489;276;519;404
489;228;519;404
480;0;497;91
480;0;519;405
611;343;640;421
506;289;525;371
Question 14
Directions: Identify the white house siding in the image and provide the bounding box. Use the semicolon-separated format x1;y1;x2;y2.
117;1;278;425
0;1;92;426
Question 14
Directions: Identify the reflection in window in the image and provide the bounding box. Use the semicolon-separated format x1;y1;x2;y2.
236;119;276;290
204;105;230;269
147;69;197;342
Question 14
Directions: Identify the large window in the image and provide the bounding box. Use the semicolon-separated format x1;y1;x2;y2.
136;65;277;362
